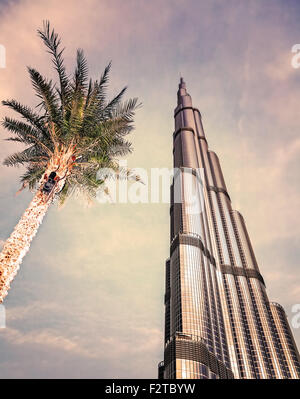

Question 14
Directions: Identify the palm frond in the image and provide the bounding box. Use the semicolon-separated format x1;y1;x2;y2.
1;100;50;139
64;49;89;139
2;117;52;148
37;20;71;111
111;97;140;121
56;181;73;207
97;61;111;104
101;86;127;119
20;165;44;189
3;146;48;167
27;67;60;125
109;140;132;157
74;49;88;92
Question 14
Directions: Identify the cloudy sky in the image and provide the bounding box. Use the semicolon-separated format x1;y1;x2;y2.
0;0;300;378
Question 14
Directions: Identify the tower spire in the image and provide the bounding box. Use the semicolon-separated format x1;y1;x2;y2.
179;76;186;89
177;77;192;107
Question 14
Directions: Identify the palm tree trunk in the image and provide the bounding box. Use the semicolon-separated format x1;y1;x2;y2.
0;190;52;302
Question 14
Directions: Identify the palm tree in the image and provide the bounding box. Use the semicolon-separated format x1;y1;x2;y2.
0;21;140;302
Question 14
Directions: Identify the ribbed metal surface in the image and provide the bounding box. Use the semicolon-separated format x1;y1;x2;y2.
159;78;300;379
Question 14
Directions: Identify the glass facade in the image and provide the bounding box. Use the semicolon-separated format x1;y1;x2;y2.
159;79;300;379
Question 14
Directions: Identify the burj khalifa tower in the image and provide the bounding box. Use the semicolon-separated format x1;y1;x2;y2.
158;79;300;379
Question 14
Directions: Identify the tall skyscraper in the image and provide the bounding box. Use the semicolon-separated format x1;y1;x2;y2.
158;79;300;379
